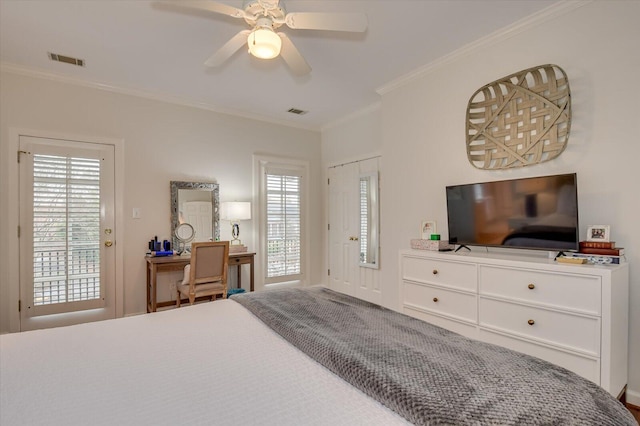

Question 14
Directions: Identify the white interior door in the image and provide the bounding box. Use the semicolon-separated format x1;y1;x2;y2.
328;163;359;296
183;201;213;242
19;136;116;331
328;158;381;304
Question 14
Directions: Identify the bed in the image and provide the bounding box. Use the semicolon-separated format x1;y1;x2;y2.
1;287;635;425
501;212;578;250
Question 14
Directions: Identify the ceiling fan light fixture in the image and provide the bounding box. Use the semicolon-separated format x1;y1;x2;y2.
247;27;281;59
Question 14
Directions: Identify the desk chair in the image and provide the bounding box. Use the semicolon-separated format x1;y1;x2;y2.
176;241;229;307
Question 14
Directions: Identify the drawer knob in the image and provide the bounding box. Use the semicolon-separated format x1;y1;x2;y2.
432;269;438;275
433;297;439;303
528;283;535;290
527;319;535;326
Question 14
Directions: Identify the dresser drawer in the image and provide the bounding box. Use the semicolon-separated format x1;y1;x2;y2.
479;266;601;315
404;306;478;339
403;281;477;323
479;298;600;355
402;256;477;292
479;329;600;385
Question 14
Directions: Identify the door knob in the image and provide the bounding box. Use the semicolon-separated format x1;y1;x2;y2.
105;240;113;247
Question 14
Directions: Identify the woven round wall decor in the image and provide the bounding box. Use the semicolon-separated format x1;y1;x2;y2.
466;64;571;170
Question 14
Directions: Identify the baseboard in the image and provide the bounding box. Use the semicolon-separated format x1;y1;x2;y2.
626;388;640;408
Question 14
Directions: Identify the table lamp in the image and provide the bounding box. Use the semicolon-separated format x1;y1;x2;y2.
220;201;251;252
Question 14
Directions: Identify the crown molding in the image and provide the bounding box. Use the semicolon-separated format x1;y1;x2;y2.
321;101;381;132
0;62;319;132
376;0;592;96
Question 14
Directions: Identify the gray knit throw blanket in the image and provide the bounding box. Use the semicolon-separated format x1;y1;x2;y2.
232;287;635;425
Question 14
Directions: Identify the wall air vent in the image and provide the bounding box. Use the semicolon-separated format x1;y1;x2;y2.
48;52;85;67
287;108;308;115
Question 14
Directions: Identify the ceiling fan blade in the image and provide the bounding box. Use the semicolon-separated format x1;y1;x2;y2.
279;33;311;76
284;12;368;32
163;0;246;19
204;30;250;67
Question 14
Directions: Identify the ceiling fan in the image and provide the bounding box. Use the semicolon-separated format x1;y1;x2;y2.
166;0;368;76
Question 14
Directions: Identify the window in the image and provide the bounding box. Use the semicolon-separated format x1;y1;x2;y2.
266;172;301;278
32;154;102;306
254;155;308;288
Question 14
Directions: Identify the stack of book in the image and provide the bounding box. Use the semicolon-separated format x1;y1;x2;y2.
571;241;626;264
229;244;248;253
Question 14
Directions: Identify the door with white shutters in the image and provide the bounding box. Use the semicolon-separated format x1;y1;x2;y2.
18;136;116;331
264;169;303;285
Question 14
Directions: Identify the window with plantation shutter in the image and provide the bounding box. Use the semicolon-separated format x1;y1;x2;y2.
30;153;104;312
266;172;302;279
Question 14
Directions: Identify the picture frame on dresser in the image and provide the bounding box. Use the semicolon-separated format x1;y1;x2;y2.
587;225;610;242
421;221;436;240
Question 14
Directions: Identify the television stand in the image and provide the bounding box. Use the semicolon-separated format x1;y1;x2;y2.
454;244;471;252
399;249;629;398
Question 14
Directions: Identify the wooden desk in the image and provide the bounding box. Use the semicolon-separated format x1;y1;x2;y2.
145;252;255;313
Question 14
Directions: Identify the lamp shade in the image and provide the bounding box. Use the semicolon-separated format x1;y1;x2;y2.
247;27;281;59
220;201;251;221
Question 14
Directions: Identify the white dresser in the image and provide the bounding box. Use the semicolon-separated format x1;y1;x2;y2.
399;249;629;397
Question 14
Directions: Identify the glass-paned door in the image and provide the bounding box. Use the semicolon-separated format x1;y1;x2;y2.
265;171;302;281
19;136;116;330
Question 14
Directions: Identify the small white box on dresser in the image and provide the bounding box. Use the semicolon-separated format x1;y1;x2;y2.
399;248;629;398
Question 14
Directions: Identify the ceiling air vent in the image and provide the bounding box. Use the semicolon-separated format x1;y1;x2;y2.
287;108;308;115
48;52;85;67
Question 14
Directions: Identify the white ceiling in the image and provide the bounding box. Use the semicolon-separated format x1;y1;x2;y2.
0;0;558;130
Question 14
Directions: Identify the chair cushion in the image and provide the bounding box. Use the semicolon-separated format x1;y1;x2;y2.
181;265;190;285
177;282;225;297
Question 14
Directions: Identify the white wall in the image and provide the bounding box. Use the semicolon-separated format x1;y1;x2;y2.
323;1;640;403
322;104;382;166
0;71;322;332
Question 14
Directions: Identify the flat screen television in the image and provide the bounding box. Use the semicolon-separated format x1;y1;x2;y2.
446;173;578;251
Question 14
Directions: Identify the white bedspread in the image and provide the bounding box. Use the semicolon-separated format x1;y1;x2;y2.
0;300;409;425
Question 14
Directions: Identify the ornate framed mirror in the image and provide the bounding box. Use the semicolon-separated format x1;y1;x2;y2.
170;181;220;253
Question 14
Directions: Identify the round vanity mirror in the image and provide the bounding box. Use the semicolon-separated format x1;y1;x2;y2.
175;223;195;256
